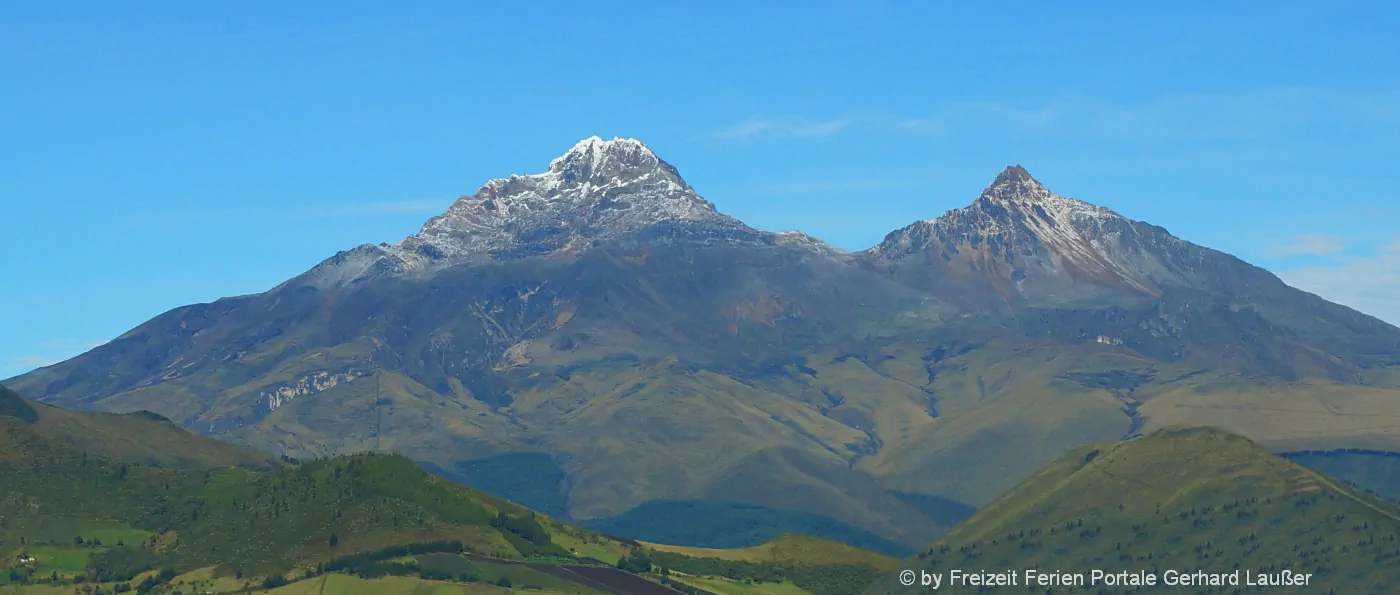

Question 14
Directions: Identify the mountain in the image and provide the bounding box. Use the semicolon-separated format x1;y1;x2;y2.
9;138;1400;553
867;165;1399;380
864;426;1400;594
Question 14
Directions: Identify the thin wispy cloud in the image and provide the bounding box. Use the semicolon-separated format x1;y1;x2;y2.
10;355;59;369
1278;238;1400;327
791;119;850;137
714;87;1399;152
1263;233;1348;258
42;338;108;351
2;338;110;376
712;117;851;140
713;118;776;139
899;87;1400;149
755;179;915;195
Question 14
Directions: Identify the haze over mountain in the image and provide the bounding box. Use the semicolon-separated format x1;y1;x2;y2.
8;137;1400;551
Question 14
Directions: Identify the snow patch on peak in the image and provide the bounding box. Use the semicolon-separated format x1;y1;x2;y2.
289;138;851;289
551;136;652;167
973;166;1119;224
335;136;741;272
537;136;679;192
773;230;847;255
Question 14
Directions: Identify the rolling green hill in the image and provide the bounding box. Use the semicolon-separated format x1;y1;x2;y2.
0;384;277;470
865;426;1400;594
0;387;638;589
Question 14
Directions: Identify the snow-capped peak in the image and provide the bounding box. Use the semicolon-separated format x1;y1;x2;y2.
293;138;862;289
295;137;749;286
548;136;657;175
530;136;692;195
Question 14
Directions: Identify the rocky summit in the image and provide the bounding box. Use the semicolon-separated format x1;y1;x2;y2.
8;138;1400;552
297;137;756;290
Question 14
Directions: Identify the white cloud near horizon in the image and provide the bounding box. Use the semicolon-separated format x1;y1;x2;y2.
791;119;850;137
2;338;111;377
714;87;1398;152
900;87;1399;144
1278;238;1400;327
42;338;109;351
9;355;59;369
713;118;777;139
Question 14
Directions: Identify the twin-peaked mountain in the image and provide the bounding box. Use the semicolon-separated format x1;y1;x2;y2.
9;137;1400;552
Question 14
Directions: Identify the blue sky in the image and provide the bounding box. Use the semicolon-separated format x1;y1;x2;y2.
3;1;1398;376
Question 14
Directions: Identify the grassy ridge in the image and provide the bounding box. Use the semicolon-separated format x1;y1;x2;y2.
647;552;882;595
579;500;914;556
0;388;613;586
622;535;899;595
643;535;898;571
0;384;278;470
866;426;1400;594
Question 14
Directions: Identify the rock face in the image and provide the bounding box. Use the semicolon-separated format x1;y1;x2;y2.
8;138;1400;550
872;165;1167;302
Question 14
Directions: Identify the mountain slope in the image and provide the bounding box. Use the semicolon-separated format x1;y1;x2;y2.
8;140;1400;552
865;426;1400;594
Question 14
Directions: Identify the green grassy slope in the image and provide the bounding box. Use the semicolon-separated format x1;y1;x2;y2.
643;535;899;571
0;384;278;469
0;389;635;587
580;501;914;557
865;426;1400;594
